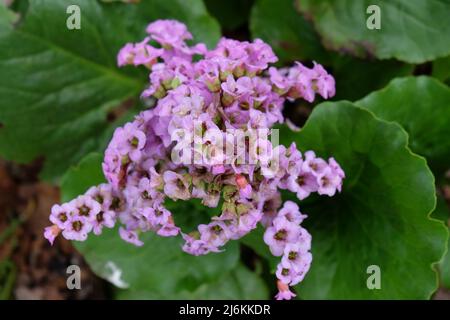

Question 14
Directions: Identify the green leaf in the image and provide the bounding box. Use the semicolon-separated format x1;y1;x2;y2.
61;153;241;297
204;0;253;31
75;227;240;296
0;0;220;181
241;225;279;272
166;198;218;231
0;2;17;24
60;153;106;201
434;195;450;290
249;0;413;101
296;0;450;63
442;240;450;289
282;102;447;299
8;0;29;18
116;263;269;299
100;0;135;3
432;56;450;83
332;56;413;101
433;195;450;222
356;76;450;173
250;0;329;63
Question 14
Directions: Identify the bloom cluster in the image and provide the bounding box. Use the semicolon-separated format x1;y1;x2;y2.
44;20;344;299
264;201;311;300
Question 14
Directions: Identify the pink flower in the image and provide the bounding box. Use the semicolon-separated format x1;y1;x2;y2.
237;209;263;236
245;39;278;73
236;174;252;199
62;217;92;241
86;183;114;210
117;39;163;67
199;221;229;248
44;225;61;245
72;195;101;221
119;227;144;246
157;223;180;237
312;62;335;99
276;260;298;285
277;201;307;225
142;205;170;227
288;62;316;102
182;233;217;256
268;67;291;94
285;172;319;200
163;171;191;200
263;216;301;256
117;43;135;66
221;75;243;105
280;242;312;285
275;281;296;300
302;151;328;175
317;167;341;196
146;20;192;48
49;203;74;229
92;210;115;236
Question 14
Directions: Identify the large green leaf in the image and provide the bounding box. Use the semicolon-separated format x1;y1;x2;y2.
441;241;450;290
241;225;279;272
249;0;413;101
0;2;17;24
434;195;450;290
61;153;241;297
441;242;450;290
295;102;447;299
117;264;269;299
332;56;413;101
205;0;253;31
250;0;329;63
356;76;450;173
246;102;448;299
0;0;220;181
432;56;450;83
296;0;450;63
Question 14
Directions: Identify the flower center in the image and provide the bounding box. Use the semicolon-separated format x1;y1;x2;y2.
297;176;305;186
72;221;83;232
288;251;297;260
211;225;223;235
96;212;104;223
58;212;67;222
130;137;139;148
274;229;287;241
111;197;121;210
79;205;90;216
95;195;104;204
176;179;185;189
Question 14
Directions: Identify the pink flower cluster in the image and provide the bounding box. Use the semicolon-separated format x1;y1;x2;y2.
265;201;311;300
44;20;343;300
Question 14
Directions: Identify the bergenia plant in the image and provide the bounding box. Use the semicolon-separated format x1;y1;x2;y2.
44;19;344;300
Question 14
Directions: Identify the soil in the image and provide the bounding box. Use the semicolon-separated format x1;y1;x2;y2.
0;159;108;300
